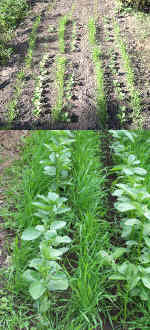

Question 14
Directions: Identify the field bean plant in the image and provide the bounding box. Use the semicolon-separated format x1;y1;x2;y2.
1;130;150;329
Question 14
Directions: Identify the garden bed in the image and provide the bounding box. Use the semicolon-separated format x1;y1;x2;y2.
0;0;150;128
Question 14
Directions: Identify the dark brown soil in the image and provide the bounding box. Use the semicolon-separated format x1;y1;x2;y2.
0;0;150;129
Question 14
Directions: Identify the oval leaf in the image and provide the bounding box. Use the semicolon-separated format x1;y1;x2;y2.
124;219;140;226
47;272;68;291
29;281;46;300
47;192;59;201
142;276;150;289
114;202;136;212
53;235;72;245
49;247;69;258
50;221;66;230
134;168;147;176
22;269;41;282
21;228;41;241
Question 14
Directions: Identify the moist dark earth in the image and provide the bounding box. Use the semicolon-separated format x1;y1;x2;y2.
0;0;150;129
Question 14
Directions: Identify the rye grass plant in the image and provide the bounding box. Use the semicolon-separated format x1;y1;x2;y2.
88;17;107;128
25;15;41;69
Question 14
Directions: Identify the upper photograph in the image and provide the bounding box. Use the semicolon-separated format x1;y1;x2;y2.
0;0;150;129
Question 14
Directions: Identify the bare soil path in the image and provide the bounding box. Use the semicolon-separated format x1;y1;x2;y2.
0;0;150;129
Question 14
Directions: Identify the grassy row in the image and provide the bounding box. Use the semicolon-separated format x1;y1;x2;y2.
51;4;76;121
87;6;108;129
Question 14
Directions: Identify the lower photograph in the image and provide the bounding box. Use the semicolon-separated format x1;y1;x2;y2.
0;130;150;330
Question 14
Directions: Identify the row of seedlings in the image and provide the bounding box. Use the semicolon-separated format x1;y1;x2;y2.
20;131;75;328
87;4;108;128
112;18;143;127
51;5;75;122
5;15;41;123
99;130;150;327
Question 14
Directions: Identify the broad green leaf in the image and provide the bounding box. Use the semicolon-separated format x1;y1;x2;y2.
134;168;147;176
97;250;113;264
112;247;126;260
122;168;134;176
29;258;43;270
48;261;62;272
142;276;150;289
50;221;66;230
39;296;50;313
124;219;140;226
21;227;42;241
139;266;150;274
144;209;150;220
114;202;136;212
22;269;41;282
128;275;140;290
53;235;72;245
29;281;46;300
47;192;59;201
47;272;68;291
139;287;150;301
44;230;57;240
109;274;125;280
112;189;123;197
126;240;138;247
34;210;49;218
36;194;49;203
54;206;71;214
44;166;56;176
48;247;69;258
144;237;150;248
35;225;45;232
139;250;150;264
143;224;150;235
117;262;129;274
32;202;50;210
116;184;138;199
29;259;62;272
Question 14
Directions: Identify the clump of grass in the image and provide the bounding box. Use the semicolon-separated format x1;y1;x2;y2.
88;17;107;127
25;15;41;69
